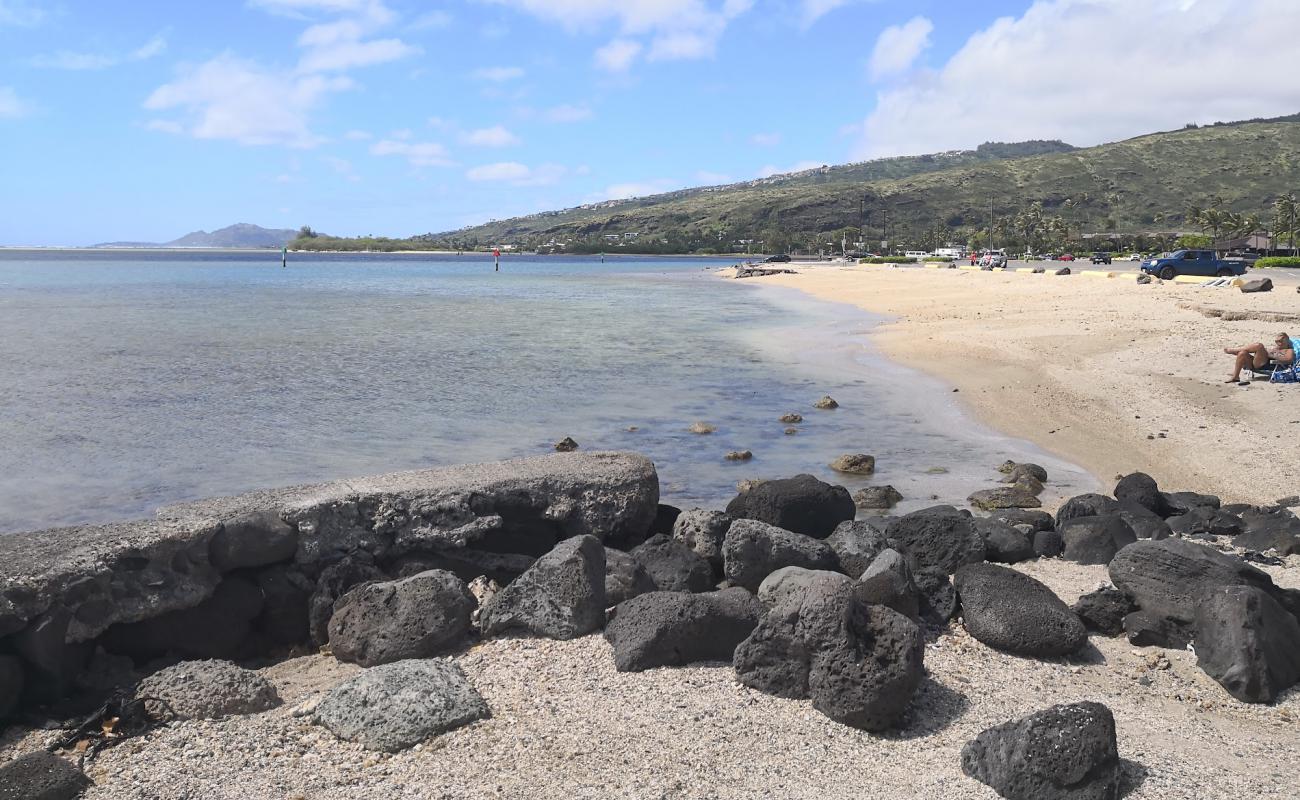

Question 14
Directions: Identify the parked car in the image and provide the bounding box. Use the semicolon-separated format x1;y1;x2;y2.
1090;252;1112;265
1042;253;1056;261
1058;253;1076;261
765;254;792;263
1141;249;1247;279
1128;253;1143;261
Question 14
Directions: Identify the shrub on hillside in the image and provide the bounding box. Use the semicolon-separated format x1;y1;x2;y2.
1253;256;1300;269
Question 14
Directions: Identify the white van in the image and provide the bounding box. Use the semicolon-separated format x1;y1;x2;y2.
904;250;928;259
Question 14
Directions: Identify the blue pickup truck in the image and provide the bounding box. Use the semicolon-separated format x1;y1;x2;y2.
1141;249;1248;280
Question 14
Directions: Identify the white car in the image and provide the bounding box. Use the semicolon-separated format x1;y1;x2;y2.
1128;253;1142;261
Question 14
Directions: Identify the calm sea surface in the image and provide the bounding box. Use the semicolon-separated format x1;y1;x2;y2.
0;251;1095;533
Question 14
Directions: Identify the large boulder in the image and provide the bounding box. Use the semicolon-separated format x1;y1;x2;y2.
721;519;838;592
135;659;281;720
961;702;1120;800
315;659;489;752
328;570;475;667
1194;585;1300;703
886;505;985;574
975;518;1034;564
757;567;854;608
603;548;656;607
1112;472;1171;517
724;474;855;538
825;519;889;578
0;751;91;800
604;588;763;671
734;574;923;731
1072;587;1134;636
480;535;605;640
1033;529;1065;558
208;510;299;571
1059;516;1136;565
954;563;1086;657
671;508;732;572
855;549;920;621
1054;494;1120;528
307;554;385;648
1108;538;1280;628
1233;507;1300;555
630;534;715;593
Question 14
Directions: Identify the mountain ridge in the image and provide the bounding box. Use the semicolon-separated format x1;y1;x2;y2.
95;223;298;249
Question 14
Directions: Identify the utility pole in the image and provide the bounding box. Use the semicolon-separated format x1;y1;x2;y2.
989;197;995;250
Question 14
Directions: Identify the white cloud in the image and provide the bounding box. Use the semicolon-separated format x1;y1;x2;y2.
473;65;526;81
757;160;824;178
594;38;642;71
461;125;522;147
466;161;567;186
30;33;168;70
868;16;932;80
750;131;781;147
145;119;183;134
249;0;374;17
0;0;45;26
490;0;752;67
146;55;353;147
0;86;30;119
600;178;678;200
800;0;858;27
544;103;593;122
343;129;372;139
855;0;1300;159
370;138;452;166
410;10;452;30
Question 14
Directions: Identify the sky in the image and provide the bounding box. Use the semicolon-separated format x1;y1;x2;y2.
2;0;1300;246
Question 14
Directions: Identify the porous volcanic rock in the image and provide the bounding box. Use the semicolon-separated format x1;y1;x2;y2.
885;505;985;574
1194;584;1300;703
671;508;732;572
328;570;475;667
721;519;838;592
630;534;715;593
954;563;1086;657
0;751;91;800
135;659;281;720
603;548;657;607
724;474;855;538
604;588;763;672
1059;516;1136;565
480;535;606;640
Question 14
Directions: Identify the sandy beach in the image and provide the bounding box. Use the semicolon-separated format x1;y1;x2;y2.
754;264;1300;505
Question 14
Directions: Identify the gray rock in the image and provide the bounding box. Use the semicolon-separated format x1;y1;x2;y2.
757;566;854;607
480;535;606;640
724;474;855;539
1113;472;1171;516
969;487;1042;511
315;659;489;752
1114;501;1172;541
1108;538;1281;628
328;570;474;667
208;511;298;571
825;519;890;578
975;518;1034;563
604;548;656;607
885;505;985;574
135;659;280;720
954;563;1086;657
0;751;91;800
1072;587;1133;636
724;450;753;462
631;534;715;593
1240;277;1273;293
1161;491;1221;516
0;453;658;646
734;574;923;731
813;395;839;409
308;555;385;648
1194;585;1300;703
852;485;903;510
1122;610;1194;649
554;436;579;451
722;519;838;592
829;453;876;475
1054;494;1120;528
998;461;1048;482
855;549;920;620
0;656;22;721
961;702;1119;800
101;575;263;662
1233;507;1300;555
671;508;732;571
1033;530;1065;558
604;588;763;671
1059;515;1136;565
991;509;1054;533
915;568;959;624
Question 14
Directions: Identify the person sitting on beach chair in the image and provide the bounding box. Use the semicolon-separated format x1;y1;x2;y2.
1225;332;1299;383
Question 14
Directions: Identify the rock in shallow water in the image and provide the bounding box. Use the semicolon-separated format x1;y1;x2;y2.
829;453;875;475
480;535;606;640
136;658;281;720
969;487;1042;511
315;659;489;752
960;702;1120;800
852;485;902;510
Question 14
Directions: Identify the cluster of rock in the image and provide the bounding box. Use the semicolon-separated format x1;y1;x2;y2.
2;451;1298;796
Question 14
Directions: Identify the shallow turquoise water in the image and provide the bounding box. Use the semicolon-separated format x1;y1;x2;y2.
0;251;1094;533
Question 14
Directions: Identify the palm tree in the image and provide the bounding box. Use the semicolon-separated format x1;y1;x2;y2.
1274;193;1298;253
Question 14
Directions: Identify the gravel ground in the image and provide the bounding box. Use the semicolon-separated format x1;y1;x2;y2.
3;557;1299;800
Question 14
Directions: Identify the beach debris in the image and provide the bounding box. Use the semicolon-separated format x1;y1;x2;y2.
672;508;732;573
480;536;605;640
688;421;716;435
605;588;762;672
813;395;839;410
778;412;803;424
954;563;1086;657
829;453;876;475
734;574;923;731
328;571;474;667
973;518;1034;564
853;485;903;509
961;702;1120;800
885;505;985;574
604;548;656;607
724;449;753;462
0;751;91;800
554;436;579;452
630;534;714;593
1072;587;1135;636
1059;516;1137;565
968;486;1042;511
314;660;490;753
721;519;837;592
725;474;854;538
135;659;279;720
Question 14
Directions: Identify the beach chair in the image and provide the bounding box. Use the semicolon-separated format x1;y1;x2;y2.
1249;359;1300;383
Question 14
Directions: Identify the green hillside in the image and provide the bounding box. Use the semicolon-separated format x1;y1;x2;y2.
296;117;1300;254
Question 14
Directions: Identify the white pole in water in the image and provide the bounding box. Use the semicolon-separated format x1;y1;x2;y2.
281;245;287;268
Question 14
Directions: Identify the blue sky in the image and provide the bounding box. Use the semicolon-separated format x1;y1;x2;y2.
2;0;1298;245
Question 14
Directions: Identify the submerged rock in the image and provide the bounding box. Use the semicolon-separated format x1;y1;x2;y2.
688;422;716;435
724;450;753;462
829;454;875;475
813;395;839;410
853;485;902;510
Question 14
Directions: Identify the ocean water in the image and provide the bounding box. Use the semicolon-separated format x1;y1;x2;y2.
0;251;1095;533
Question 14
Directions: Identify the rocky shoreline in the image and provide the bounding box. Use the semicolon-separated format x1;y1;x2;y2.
2;451;1299;798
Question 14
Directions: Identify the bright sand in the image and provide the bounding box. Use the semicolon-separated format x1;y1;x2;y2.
757;264;1300;504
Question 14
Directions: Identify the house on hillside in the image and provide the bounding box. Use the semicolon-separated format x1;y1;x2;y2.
1211;232;1274;253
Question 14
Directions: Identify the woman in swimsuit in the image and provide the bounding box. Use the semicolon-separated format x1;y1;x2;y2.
1225;332;1298;382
